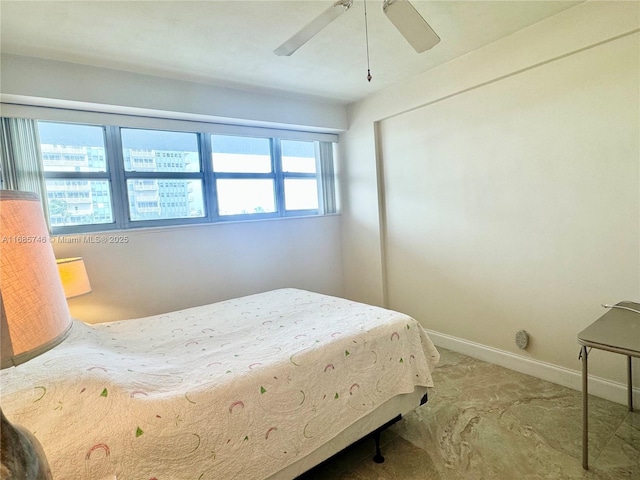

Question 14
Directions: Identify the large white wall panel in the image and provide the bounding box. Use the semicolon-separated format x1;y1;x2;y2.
380;33;639;377
340;2;640;399
0;54;347;133
54;215;344;323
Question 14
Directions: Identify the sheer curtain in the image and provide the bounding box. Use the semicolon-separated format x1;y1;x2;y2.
0;117;50;228
319;141;337;214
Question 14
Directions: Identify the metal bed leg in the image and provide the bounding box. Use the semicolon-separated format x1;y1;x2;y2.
373;430;385;463
628;355;634;412
369;395;429;464
581;345;589;470
370;414;402;464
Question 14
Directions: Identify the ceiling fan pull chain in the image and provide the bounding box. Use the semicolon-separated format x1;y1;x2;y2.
364;0;372;82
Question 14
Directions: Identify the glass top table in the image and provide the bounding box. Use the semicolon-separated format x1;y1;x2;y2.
577;301;640;470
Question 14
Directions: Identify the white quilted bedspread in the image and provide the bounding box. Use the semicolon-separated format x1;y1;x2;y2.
1;289;439;480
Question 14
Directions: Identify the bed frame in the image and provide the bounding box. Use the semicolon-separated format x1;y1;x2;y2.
275;388;429;479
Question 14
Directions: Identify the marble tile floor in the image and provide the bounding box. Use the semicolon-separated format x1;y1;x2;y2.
298;348;640;480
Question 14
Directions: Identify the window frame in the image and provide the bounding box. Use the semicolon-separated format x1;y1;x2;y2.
210;135;280;221
41;122;118;233
279;139;324;215
115;126;211;229
36;120;335;235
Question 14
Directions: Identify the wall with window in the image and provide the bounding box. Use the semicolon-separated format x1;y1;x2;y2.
1;56;347;323
340;1;639;403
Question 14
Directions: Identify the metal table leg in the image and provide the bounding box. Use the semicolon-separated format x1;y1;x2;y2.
582;345;589;470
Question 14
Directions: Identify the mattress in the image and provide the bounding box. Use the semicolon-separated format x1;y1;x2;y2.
0;288;439;479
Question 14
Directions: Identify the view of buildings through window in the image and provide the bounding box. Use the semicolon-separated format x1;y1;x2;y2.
121;128;204;221
40;122;112;227
38;122;324;229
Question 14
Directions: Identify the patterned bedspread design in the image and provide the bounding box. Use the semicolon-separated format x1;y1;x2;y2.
1;289;439;480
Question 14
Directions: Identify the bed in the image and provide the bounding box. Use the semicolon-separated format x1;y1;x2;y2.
0;288;439;479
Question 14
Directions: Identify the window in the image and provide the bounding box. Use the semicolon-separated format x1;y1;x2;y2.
39;122;114;228
281;140;319;212
35;120;336;233
211;135;321;218
121;128;205;223
211;135;276;216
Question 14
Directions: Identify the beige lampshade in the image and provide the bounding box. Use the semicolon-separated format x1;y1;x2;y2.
57;257;91;298
0;190;72;369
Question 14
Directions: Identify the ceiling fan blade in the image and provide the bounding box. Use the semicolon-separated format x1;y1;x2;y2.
274;0;353;56
383;0;440;53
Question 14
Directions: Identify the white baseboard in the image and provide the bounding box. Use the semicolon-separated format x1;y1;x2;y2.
425;329;640;407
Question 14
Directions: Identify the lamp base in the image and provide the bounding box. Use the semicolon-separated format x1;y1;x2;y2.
0;409;52;480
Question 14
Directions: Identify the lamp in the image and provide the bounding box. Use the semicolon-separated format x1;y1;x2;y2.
57;257;91;298
0;190;64;479
0;190;72;369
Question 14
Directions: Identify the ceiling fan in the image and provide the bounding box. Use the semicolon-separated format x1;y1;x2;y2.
274;0;440;57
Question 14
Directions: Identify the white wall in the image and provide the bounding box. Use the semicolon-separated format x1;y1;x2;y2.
0;54;348;133
0;55;347;324
340;1;640;403
54;216;343;323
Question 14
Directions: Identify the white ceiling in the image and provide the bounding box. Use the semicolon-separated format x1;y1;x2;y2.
1;1;582;104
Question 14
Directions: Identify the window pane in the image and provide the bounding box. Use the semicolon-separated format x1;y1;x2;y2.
282;140;316;173
46;179;113;226
285;178;319;211
212;135;271;173
127;179;205;221
121;129;200;172
39;122;106;173
217;179;275;216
